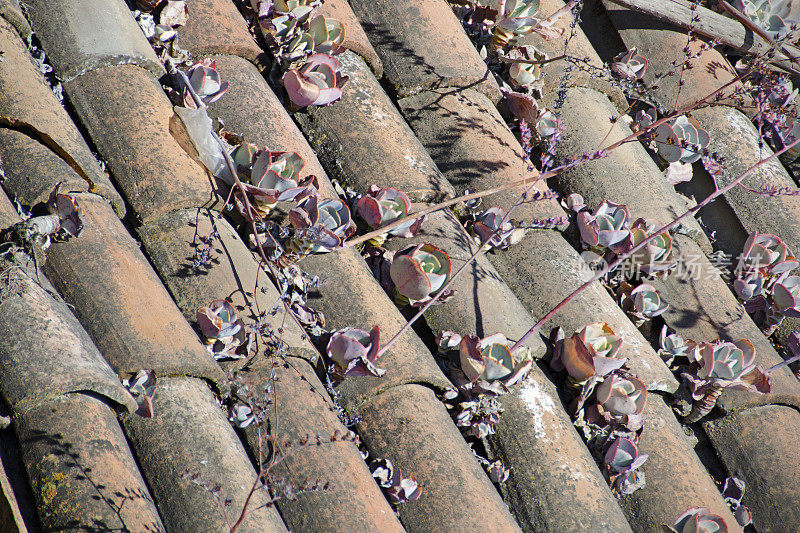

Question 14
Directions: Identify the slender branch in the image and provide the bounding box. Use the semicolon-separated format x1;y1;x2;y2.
766;352;800;374
497;54;568;66
509;135;800;354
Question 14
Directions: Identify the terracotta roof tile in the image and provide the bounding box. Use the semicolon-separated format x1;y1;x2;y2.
294;51;455;202
16;393;164;531
121;376;287;532
21;0;164;81
43;194;224;381
177;0;264;64
1;0;798;530
0;17;125;215
349;0;501;101
62;65;221;222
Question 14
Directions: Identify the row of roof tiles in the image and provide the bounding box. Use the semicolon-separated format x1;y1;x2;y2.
0;0;796;531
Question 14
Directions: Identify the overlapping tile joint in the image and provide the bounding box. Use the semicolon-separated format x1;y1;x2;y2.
0;0;796;531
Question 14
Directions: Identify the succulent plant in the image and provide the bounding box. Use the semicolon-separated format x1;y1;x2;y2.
389;243;453;306
307;15;345;55
196;300;251;359
551;323;626;384
658;326;696;365
454;395;504;438
468;207;526;250
283;53;349;107
604;436;648;495
664;507;728;533
627;218;674;275
234;149;318;219
611;48;648;80
48;182;83;237
356;185;422;243
289;195;357;254
326;326;385;377
487;459;511;483
617;282;669;326
733;233;800;332
122;369;157;418
492;0;541;47
721;476;753;527
506;45;546;89
596;373;647;418
371;458;421;504
736;0;796;36
272;0;320;20
736;232;797;276
772;274;800;316
501;90;560;138
577;201;631;251
437;331;532;395
228;404;257;428
184;59;229;108
654;115;710;164
682;339;771;421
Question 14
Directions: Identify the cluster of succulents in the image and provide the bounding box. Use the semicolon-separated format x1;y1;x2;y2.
575;199;675;278
550;322;652;495
488;0;575;48
436;331;533;396
196;299;252;359
325;326;386;377
288;196;357;254
230;145;318;220
664;507;729;533
251;0;349;107
365;242;455;307
122;369;157;418
465;206;527;250
733;232;800;334
611;48;648;81
356;185;423;245
370;458;422;504
658;326;771;422
133;0;191;64
734;0;797;37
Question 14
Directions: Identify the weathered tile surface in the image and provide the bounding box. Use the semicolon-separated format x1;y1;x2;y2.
704;405;800;532
295;51;455;202
178;0;264;63
0;17;125;215
237;362;405;532
16;394;164;531
21;0;163;81
318;0;383;77
122;377;287;532
349;0;501;101
63;64;220;223
43;194;223;380
358;383;521;532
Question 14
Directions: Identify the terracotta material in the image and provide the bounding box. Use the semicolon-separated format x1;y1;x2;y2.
318;0;383;77
43;194;224;381
121;377;287;532
358;383;521;532
179;0;264;64
348;0;501;101
295;51;455;202
208;55;330;183
138;208;320;363
491;372;632;532
16;394;164;532
704;405;800;532
21;0;163;81
237;362;404;532
0;17;125;215
63;64;221;223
